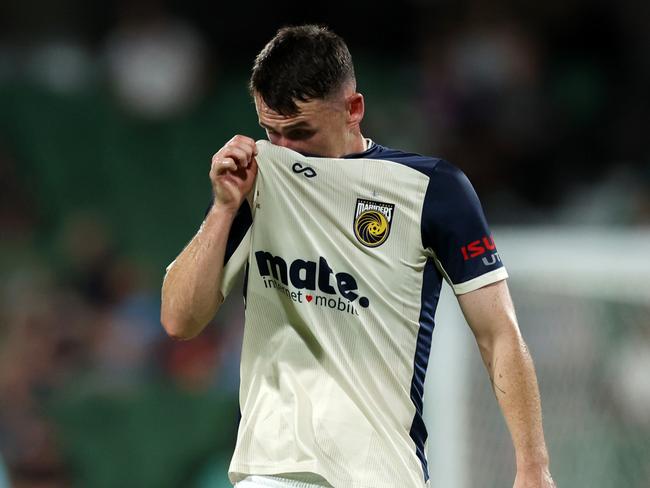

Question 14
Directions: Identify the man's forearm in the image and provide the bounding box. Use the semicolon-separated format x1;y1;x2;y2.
484;331;549;469
460;281;554;486
160;204;236;339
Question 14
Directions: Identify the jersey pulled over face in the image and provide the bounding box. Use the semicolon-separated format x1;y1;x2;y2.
220;140;508;488
254;91;362;159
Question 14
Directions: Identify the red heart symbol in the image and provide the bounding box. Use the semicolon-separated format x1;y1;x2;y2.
306;295;313;302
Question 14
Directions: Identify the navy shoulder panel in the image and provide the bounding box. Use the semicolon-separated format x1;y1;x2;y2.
344;142;442;177
421;159;504;285
347;143;503;286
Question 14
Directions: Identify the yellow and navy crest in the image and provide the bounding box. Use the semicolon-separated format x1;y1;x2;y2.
354;198;395;248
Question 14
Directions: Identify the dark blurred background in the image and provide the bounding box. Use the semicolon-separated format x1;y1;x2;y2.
0;0;648;487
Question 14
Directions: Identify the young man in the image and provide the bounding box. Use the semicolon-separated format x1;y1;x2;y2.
161;25;555;488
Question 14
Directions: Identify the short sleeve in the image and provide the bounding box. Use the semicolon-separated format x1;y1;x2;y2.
421;160;508;295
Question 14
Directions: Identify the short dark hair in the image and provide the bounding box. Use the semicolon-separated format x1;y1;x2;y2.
250;24;355;116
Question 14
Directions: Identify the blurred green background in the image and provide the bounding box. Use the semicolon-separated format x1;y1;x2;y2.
1;0;648;487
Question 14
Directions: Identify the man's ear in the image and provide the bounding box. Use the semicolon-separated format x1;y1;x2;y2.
347;93;364;126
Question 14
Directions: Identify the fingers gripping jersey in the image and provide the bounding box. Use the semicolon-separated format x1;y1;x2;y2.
219;140;507;488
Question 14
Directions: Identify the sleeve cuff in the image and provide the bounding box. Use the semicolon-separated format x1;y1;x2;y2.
451;267;509;295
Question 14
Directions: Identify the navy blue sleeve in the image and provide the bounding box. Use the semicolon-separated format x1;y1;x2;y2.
421;160;505;290
204;198;253;266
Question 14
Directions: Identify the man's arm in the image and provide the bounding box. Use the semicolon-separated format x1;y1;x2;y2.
457;279;556;488
160;135;257;340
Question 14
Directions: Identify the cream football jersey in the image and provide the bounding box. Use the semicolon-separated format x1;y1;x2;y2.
218;140;508;487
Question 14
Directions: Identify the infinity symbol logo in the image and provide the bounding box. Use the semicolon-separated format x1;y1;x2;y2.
292;162;317;178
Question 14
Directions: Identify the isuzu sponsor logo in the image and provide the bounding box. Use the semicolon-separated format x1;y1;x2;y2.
460;236;502;266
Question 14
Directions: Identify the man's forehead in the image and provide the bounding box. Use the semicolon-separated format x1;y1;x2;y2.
255;98;329;130
255;94;323;118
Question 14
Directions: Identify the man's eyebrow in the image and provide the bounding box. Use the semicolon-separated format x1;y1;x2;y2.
258;121;312;131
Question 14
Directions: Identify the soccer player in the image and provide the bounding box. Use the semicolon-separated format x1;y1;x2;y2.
161;25;555;488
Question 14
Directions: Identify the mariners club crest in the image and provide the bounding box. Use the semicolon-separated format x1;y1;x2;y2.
353;198;395;248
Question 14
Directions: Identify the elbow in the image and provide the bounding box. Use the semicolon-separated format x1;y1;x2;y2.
159;288;223;341
475;324;521;362
160;311;201;341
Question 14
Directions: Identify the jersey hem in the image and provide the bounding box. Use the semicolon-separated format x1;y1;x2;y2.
229;463;427;488
238;474;332;488
452;267;509;295
229;463;323;485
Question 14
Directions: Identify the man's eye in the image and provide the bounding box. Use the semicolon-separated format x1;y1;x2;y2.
287;129;314;140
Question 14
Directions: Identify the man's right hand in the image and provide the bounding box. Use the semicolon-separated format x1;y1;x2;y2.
209;135;258;212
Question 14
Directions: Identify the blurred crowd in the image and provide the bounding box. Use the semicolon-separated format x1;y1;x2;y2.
418;4;649;224
1;0;648;222
0;130;242;484
0;150;242;486
0;0;649;486
0;245;242;486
